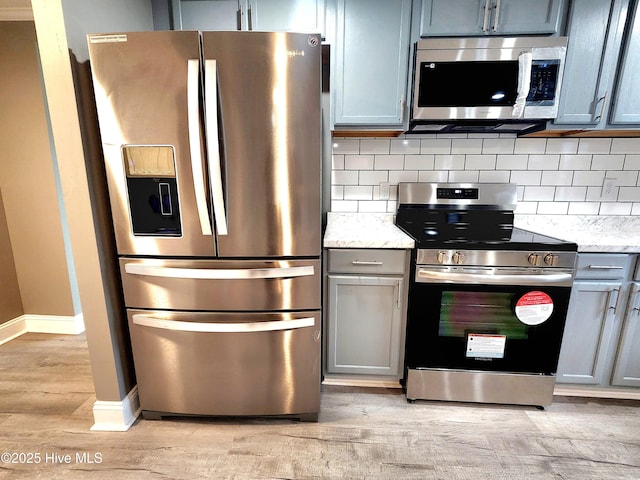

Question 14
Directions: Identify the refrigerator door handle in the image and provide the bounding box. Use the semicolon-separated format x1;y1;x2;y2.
187;58;213;236
204;59;229;236
132;314;315;333
124;262;315;279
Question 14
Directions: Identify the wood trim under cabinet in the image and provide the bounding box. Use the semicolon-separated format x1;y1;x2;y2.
525;129;640;138
332;130;404;138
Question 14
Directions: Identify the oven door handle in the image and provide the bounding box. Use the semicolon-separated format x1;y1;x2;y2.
416;268;573;285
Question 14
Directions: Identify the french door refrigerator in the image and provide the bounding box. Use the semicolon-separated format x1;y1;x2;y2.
87;31;322;421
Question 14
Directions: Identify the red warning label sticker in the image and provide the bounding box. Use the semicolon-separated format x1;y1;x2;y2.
515;291;554;326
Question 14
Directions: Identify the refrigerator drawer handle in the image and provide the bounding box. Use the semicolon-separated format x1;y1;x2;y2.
204;59;229;236
187;58;213;237
132;314;315;333
124;263;315;279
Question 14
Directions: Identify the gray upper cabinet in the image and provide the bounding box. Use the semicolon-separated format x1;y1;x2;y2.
610;2;640;124
333;0;412;127
554;0;640;128
179;0;240;30
174;0;325;34
554;0;627;126
419;0;565;36
251;0;325;34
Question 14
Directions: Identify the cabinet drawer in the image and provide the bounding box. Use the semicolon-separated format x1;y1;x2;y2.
328;249;406;274
575;254;630;279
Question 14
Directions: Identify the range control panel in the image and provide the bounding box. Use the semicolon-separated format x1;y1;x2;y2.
436;187;479;200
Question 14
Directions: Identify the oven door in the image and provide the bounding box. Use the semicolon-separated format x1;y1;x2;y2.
405;267;573;375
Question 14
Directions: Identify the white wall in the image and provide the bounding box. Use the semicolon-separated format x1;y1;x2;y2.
331;134;640;216
61;0;153;61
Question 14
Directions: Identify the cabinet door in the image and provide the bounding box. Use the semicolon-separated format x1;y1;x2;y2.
179;0;241;30
496;0;564;35
251;0;325;35
327;275;403;376
420;0;486;36
556;281;622;385
333;0;412;126
420;0;563;36
612;283;640;386
610;2;640;124
554;0;627;126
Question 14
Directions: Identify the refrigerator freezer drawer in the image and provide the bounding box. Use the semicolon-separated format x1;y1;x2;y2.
120;257;321;311
128;309;321;418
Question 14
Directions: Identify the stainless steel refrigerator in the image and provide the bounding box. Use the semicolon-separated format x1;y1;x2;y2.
87;31;322;421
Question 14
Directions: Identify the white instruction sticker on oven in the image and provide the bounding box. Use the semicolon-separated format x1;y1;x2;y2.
466;334;506;359
515;291;554;326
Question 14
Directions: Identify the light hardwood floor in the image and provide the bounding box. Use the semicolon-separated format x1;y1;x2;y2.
0;332;639;479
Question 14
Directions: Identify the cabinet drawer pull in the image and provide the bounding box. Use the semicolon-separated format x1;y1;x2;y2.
587;265;624;270
351;260;383;266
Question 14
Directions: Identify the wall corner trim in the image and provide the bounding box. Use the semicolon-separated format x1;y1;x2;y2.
90;386;141;432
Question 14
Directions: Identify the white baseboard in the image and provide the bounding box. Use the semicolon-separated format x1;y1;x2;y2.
91;386;141;432
0;317;28;346
554;384;640;401
0;314;85;346
24;313;85;335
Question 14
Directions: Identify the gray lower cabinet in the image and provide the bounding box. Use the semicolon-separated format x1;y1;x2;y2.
325;249;409;379
612;282;640;387
557;253;639;388
556;280;623;384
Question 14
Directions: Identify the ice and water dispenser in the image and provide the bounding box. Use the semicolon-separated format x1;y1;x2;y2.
122;145;181;236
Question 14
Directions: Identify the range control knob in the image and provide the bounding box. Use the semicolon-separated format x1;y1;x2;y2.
544;254;559;266
528;253;541;266
437;251;448;264
452;251;465;264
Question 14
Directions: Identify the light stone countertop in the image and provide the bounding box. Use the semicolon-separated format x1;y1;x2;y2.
323;212;414;249
324;212;640;253
515;215;640;253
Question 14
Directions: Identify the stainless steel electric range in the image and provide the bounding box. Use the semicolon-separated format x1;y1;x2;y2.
395;183;578;408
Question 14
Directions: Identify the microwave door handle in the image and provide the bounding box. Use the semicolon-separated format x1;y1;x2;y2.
513;52;532;118
132;314;315;333
187;59;213;236
204;59;229;236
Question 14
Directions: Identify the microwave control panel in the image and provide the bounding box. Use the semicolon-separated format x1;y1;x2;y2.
526;60;560;106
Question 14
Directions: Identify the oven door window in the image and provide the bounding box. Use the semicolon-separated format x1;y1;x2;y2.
405;284;571;375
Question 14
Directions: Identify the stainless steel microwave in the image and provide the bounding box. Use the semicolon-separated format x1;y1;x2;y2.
410;37;567;132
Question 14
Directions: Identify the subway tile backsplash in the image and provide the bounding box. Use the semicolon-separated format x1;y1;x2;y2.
330;134;640;215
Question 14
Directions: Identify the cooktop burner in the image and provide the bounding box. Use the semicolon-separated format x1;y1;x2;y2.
395;182;578;252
